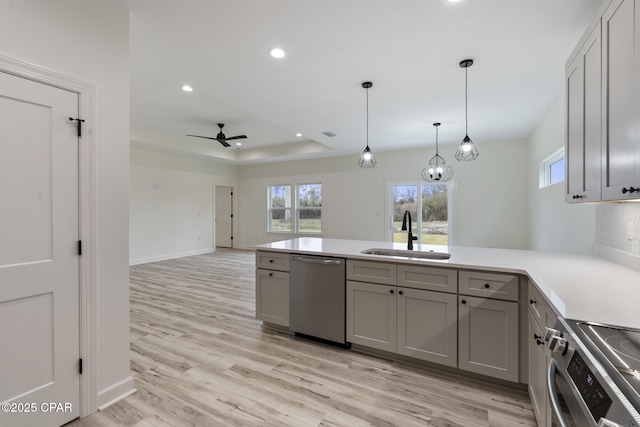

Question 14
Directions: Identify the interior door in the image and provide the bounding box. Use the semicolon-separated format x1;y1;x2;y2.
215;186;233;248
0;71;80;426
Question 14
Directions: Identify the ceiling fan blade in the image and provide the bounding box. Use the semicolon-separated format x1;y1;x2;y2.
217;139;231;148
186;134;217;140
224;135;247;141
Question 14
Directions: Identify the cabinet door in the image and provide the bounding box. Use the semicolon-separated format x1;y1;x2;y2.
255;269;289;327
602;0;639;200
566;21;602;203
346;280;396;352
528;310;548;427
458;296;519;382
397;288;457;367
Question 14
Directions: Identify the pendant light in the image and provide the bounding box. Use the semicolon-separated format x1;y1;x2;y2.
455;59;479;161
358;81;377;168
422;122;454;183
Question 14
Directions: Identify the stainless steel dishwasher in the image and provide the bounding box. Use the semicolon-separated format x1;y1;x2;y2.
289;254;348;347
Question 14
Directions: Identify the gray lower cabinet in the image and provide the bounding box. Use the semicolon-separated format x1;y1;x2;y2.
346;280;396;352
346;280;458;366
458;295;519;382
397;287;457;367
255;268;289;327
527;282;558;427
529;309;548;427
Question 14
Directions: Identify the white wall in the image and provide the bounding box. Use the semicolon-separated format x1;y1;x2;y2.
130;146;237;264
237;138;530;250
0;0;132;412
527;97;595;254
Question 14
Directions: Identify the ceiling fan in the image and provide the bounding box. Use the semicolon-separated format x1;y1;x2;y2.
186;123;247;148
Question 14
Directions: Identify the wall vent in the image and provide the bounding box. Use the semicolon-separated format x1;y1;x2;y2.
322;131;337;137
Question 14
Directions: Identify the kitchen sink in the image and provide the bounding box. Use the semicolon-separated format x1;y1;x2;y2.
361;248;451;260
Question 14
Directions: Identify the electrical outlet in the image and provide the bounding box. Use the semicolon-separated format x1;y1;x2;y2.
626;221;634;241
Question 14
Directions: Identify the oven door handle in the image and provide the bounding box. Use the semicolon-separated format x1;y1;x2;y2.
547;357;570;427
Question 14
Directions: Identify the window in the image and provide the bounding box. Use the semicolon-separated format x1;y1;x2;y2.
297;183;322;233
268;185;292;232
390;182;450;245
268;183;322;233
539;147;565;188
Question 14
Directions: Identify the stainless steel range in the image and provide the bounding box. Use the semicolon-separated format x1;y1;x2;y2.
546;318;640;427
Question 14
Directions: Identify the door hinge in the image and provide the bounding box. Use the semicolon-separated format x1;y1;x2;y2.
79;358;83;375
230;214;233;218
69;117;85;137
230;191;233;196
78;240;82;256
230;236;233;240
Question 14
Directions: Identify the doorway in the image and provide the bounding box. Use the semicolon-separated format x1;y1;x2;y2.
215;186;233;248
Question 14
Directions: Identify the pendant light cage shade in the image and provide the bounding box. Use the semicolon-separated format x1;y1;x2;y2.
358;145;377;168
422;155;454;182
454;134;479;161
358;81;376;168
422;122;454;183
455;59;479;161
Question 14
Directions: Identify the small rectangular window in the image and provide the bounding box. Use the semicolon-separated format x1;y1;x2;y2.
539;147;565;188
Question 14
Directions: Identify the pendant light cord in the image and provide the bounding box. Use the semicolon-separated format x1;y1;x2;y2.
435;124;439;154
366;87;369;149
465;66;468;135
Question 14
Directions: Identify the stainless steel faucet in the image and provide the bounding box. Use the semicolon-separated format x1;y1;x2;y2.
401;210;418;250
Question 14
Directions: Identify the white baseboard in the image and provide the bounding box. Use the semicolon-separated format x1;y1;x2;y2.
592;243;640;274
129;248;214;265
97;376;136;410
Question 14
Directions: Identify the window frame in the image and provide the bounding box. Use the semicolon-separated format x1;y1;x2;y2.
267;182;322;234
539;147;566;189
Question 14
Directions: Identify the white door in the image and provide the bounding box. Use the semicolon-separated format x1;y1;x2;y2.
0;71;80;426
215;186;233;248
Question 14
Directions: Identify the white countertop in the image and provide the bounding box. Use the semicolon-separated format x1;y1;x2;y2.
255;238;640;330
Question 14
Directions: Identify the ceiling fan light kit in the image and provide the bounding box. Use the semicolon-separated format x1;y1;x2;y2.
358;81;377;168
455;58;479;161
186;123;247;148
422;122;454;183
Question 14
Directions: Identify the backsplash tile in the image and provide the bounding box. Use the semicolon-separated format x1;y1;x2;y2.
595;203;640;256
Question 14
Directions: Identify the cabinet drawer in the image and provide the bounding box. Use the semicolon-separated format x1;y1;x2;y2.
397;264;457;293
459;270;519;301
256;251;290;271
347;260;396;285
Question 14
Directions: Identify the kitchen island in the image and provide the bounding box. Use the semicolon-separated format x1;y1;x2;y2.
256;237;640;330
255;238;640;427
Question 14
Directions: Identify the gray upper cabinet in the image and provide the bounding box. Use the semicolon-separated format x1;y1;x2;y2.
601;0;640;200
566;19;602;203
566;0;640;202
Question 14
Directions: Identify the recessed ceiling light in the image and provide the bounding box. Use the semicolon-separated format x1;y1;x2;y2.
269;47;287;59
235;142;242;146
445;0;463;3
182;85;193;92
296;133;302;137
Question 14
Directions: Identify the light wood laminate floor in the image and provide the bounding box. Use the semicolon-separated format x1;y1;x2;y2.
66;250;537;427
